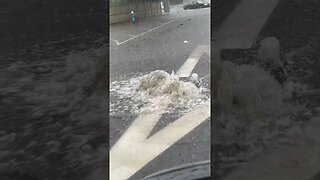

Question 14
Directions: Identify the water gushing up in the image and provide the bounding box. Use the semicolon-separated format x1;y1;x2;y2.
214;48;311;166
110;70;210;116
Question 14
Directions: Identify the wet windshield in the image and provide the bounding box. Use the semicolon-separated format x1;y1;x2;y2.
110;0;210;179
1;0;320;179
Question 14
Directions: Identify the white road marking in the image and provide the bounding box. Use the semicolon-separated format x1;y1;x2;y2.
176;45;210;77
110;45;210;180
214;0;279;49
147;105;210;145
111;39;120;45
116;20;175;45
127;34;136;37
110;103;210;180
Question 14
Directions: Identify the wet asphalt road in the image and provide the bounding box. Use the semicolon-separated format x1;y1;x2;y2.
109;6;210;180
110;7;210;81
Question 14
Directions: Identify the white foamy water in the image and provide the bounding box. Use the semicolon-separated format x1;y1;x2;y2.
0;44;108;178
214;38;320;177
0;47;107;120
110;70;210;116
214;60;310;162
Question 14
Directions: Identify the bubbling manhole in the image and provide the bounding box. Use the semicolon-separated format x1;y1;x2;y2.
110;70;210;116
137;70;199;99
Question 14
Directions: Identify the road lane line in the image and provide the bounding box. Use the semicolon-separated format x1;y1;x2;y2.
176;45;210;77
110;104;210;180
214;0;279;49
112;100;170;144
111;39;120;45
127;34;136;37
110;45;210;180
117;20;175;45
110;100;169;180
147;104;210;145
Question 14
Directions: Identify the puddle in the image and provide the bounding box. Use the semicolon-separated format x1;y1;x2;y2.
110;70;210;116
